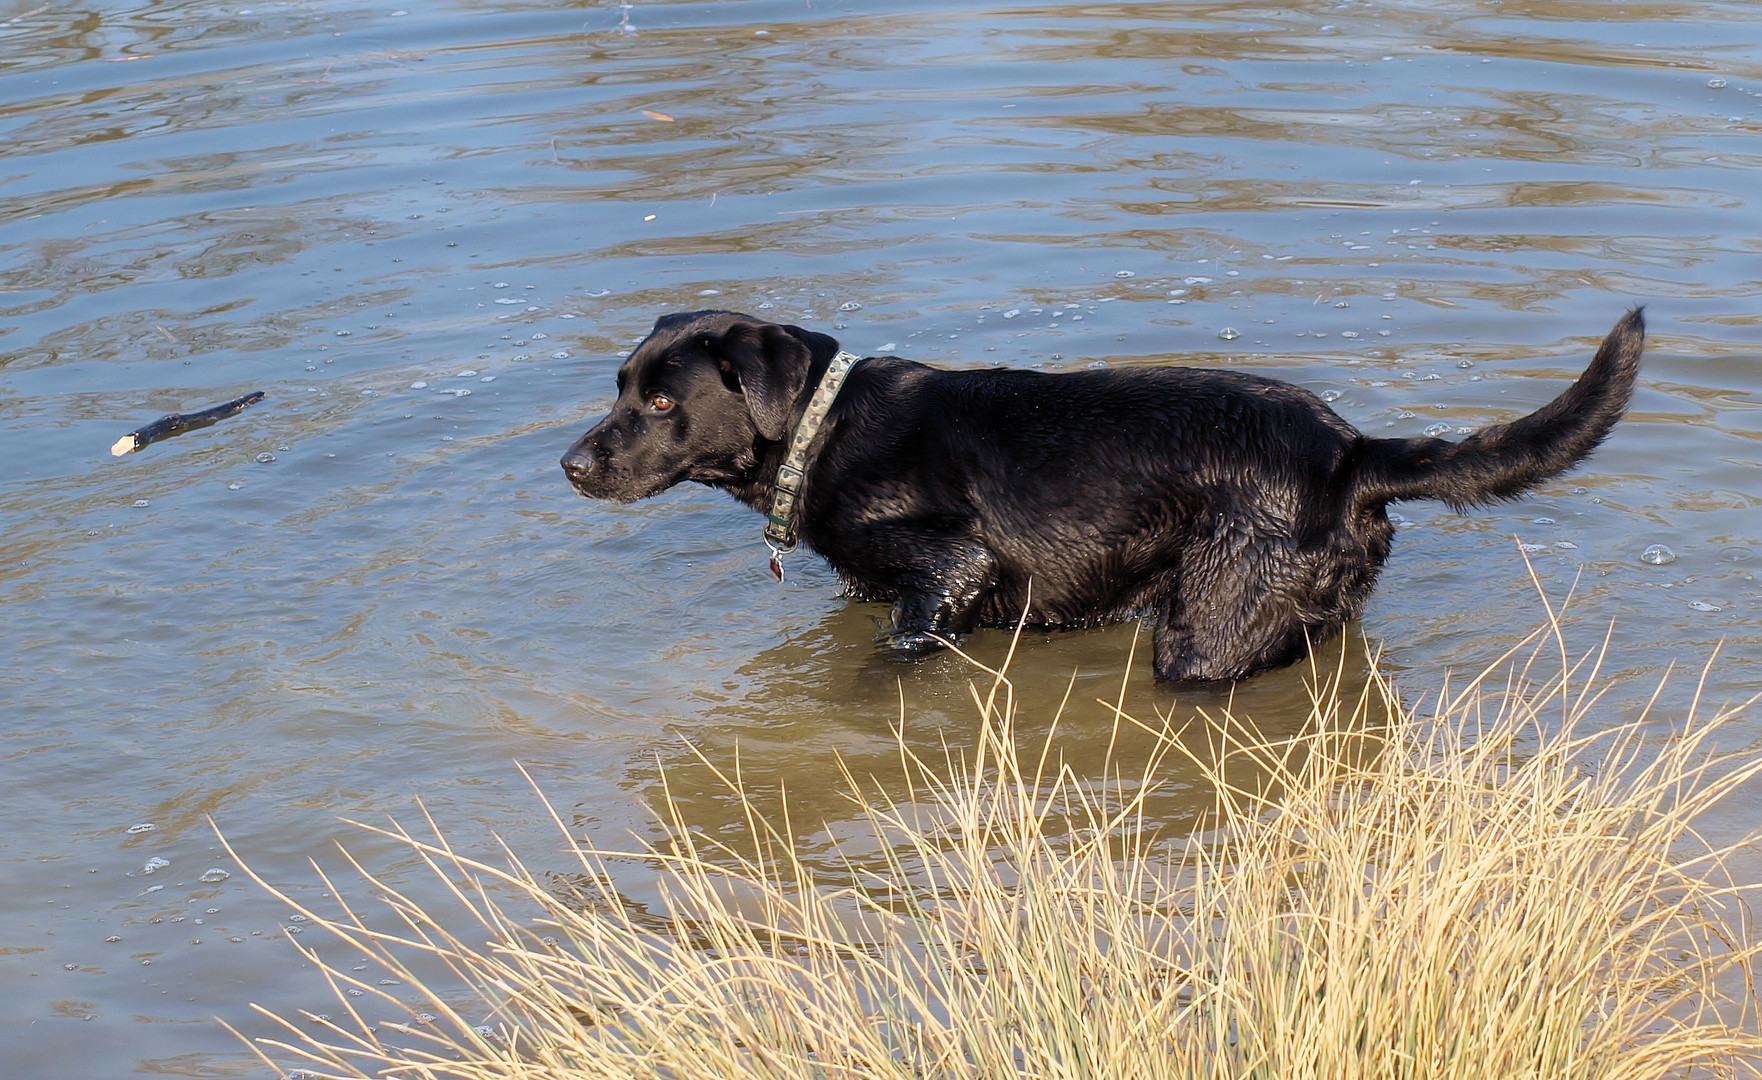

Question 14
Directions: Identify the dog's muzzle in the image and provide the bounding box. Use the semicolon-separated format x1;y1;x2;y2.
560;445;603;495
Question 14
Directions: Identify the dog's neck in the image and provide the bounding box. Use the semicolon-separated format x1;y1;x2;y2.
720;347;857;520
761;350;861;551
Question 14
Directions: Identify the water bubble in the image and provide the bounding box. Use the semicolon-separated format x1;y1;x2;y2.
334;330;350;337
698;288;721;296
132;499;150;508
1113;270;1135;278
1640;544;1676;566
878;342;897;352
1341;331;1359;339
106;935;121;943
838;301;862;311
409;381;428;389
493;282;510;288
551;350;570;359
1520;543;1548;553
457;369;478;377
1533;517;1557;525
1321;389;1342;402
199;868;231;883
757;301;775;309
449;388;472;397
531;332;548;340
1555;540;1578;550
479;375;497;382
1217;327;1240;341
255;452;276;463
1689;600;1723;612
1183;276;1213;285
1456;359;1473;369
1334;301;1349;308
494;298;523;305
1087;360;1108;369
1422;422;1452;437
127;823;157;835
1708;78;1727;89
142;857;170;874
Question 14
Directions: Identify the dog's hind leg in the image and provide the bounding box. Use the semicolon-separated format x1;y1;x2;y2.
1149;544;1323;683
1151;598;1314;683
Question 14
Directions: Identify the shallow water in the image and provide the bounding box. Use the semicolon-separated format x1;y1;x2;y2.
3;0;1761;1073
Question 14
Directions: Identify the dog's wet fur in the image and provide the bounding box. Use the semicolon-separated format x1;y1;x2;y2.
562;309;1643;683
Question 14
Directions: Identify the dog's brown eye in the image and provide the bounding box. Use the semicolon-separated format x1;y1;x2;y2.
650;393;676;413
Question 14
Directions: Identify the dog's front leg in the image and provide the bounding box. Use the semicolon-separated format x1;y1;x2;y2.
877;539;997;658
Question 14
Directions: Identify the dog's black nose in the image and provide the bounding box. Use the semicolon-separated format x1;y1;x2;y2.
560;449;595;485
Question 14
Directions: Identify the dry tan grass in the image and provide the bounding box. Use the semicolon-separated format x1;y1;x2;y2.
225;613;1762;1079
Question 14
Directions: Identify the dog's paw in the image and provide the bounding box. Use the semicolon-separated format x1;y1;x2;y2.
882;630;956;659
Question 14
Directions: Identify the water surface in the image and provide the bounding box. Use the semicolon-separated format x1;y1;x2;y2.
3;0;1761;1074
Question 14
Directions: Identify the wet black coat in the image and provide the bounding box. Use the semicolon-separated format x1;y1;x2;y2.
562;309;1643;682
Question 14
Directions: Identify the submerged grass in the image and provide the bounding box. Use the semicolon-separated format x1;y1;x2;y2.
227;611;1762;1079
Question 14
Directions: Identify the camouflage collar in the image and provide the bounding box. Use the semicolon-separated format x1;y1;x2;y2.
763;350;860;580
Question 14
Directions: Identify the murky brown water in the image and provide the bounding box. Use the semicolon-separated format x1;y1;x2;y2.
3;0;1761;1073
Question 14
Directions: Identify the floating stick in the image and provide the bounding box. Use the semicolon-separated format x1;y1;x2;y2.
110;391;266;456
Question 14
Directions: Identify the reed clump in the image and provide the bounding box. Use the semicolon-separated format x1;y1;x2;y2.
229;620;1762;1079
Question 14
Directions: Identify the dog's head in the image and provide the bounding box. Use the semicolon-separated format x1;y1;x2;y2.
560;310;839;503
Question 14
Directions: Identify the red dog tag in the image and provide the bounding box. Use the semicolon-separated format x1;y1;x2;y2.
768;555;784;583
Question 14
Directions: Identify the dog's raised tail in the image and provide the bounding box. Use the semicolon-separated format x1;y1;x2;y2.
1352;308;1644;514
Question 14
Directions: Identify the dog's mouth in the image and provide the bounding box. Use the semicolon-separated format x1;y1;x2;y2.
560;455;671;505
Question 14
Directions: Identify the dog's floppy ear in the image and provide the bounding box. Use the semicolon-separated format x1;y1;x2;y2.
703;320;830;440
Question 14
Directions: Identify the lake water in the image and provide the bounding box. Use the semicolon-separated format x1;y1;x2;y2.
3;0;1761;1074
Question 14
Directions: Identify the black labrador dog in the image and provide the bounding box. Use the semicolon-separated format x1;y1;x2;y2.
562;309;1642;683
